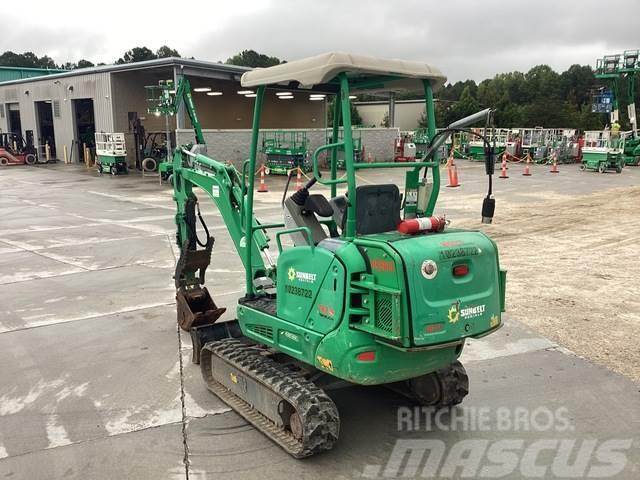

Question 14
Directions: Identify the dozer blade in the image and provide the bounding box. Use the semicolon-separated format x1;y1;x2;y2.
200;338;340;458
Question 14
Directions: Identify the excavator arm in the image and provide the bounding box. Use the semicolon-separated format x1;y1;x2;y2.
171;147;271;329
172;78;206;145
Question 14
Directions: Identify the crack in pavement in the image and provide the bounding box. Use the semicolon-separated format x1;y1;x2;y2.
177;325;191;480
169;234;191;479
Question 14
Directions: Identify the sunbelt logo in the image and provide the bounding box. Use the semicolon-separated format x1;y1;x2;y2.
461;304;486;319
288;267;317;283
448;302;486;323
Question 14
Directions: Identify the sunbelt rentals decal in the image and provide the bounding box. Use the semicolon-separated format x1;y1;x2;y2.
288;267;317;283
448;301;486;323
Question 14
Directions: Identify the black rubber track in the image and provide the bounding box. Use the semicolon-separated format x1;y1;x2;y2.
435;360;469;406
201;338;340;458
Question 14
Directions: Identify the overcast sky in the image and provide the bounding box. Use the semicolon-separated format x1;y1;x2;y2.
4;0;639;83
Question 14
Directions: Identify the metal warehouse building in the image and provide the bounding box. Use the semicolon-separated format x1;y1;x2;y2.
0;58;330;164
0;57;400;165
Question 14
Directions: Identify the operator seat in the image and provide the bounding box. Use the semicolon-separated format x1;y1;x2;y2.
355;184;401;235
283;193;333;246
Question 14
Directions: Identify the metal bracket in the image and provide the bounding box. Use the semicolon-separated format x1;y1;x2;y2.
174;238;213;289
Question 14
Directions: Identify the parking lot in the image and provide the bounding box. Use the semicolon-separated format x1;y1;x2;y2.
0;161;638;479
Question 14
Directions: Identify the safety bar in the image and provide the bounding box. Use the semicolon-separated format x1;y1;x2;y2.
354;161;439;169
275;227;313;253
312;142;348;185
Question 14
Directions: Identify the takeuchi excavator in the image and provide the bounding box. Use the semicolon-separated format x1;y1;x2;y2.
170;53;506;457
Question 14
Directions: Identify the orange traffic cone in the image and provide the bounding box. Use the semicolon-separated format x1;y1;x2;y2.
499;154;509;178
446;159;460;188
445;152;453;169
257;163;268;192
550;153;559;174
522;153;532;176
295;167;303;191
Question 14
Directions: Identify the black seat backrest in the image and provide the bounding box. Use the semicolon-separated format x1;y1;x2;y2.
355;184;401;235
304;194;334;218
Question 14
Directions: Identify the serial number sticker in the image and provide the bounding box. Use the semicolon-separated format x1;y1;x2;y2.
285;284;313;298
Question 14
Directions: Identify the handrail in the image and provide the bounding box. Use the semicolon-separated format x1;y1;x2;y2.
312;141;348;185
240;159;250;226
275;227;313;253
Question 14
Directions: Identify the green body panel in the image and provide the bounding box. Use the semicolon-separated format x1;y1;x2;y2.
159;161;173;175
582;150;624;172
275;246;342;331
97;154;127;173
314;328;461;385
236;228;505;385
391;230;503;345
239;304;326;362
623;137;640;165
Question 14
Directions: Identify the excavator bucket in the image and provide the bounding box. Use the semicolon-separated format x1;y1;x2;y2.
174;237;226;331
176;286;225;331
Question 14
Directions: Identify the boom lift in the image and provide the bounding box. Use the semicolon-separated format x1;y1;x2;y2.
593;50;640;166
145;78;206;181
170;53;506;457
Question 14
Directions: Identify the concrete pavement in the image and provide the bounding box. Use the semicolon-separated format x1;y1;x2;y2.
0;163;637;479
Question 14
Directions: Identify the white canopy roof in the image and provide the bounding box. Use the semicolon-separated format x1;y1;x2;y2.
240;52;447;93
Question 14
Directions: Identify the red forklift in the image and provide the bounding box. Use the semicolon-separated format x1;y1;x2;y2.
393;132;417;162
0;132;37;166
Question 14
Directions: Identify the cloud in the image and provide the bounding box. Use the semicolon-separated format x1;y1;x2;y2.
2;0;638;82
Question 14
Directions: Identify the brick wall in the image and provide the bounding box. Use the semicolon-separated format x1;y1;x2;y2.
176;127;400;167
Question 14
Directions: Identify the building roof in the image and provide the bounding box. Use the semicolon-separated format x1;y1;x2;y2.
241;52;446;93
0;66;66;83
0;57;251;86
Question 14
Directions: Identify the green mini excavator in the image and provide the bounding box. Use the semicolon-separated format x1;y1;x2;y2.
171;53;506;458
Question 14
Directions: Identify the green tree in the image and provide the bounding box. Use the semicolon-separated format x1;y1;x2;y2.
116;47;157;64
156;46;180;58
77;59;95;69
327;98;363;126
0;51;58;68
226;50;283;67
381;111;390;128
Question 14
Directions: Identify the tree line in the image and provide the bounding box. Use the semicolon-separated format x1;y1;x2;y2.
2;47;634;130
0;47;281;70
427;64;638;130
0;46;183;70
